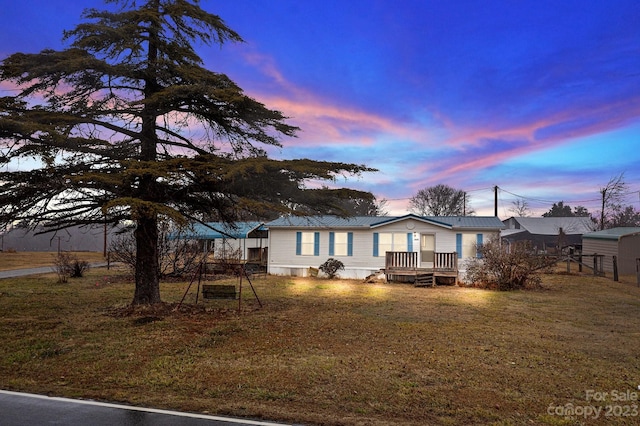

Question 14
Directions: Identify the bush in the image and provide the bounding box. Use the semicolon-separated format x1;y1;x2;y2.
464;237;556;290
318;258;344;279
54;252;90;283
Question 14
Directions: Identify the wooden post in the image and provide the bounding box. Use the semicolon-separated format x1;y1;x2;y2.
593;254;597;276
578;254;582;272
613;255;618;282
566;255;570;273
636;258;640;287
238;268;243;314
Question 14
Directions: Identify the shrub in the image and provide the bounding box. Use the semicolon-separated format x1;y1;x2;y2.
54;252;90;283
318;258;344;279
464;237;556;290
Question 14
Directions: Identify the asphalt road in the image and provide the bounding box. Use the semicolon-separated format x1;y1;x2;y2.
0;266;59;278
0;391;293;426
0;263;110;279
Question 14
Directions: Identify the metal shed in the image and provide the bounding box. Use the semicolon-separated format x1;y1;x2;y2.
582;227;640;275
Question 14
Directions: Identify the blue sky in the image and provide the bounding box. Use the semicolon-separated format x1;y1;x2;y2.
1;0;639;217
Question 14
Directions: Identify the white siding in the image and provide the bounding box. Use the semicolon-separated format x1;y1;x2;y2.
373;219;457;253
267;218;501;279
267;228;383;279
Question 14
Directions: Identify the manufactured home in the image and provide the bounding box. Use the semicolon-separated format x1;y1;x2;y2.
265;214;504;282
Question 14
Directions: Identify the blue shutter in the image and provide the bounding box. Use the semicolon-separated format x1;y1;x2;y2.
476;234;483;258
329;232;335;256
373;232;379;257
296;232;302;255
407;233;413;252
456;233;462;259
314;232;320;256
347;232;353;256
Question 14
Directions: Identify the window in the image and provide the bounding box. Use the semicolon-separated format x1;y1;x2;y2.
373;232;411;257
329;232;353;256
456;233;483;258
296;231;319;256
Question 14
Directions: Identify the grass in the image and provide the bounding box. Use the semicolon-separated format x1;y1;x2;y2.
0;263;639;425
0;251;106;271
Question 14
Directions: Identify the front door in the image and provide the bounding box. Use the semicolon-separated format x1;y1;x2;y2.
420;234;435;268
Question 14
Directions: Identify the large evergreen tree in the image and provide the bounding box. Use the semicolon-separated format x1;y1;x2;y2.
0;0;374;305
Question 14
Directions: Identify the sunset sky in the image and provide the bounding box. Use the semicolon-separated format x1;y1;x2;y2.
2;0;639;217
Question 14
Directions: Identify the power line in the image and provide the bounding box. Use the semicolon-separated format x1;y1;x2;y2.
498;186;640;205
498;187;601;204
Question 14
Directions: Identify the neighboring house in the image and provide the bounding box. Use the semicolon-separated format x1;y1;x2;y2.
582;227;640;275
265;214;504;280
175;222;268;263
0;224;122;253
501;216;595;253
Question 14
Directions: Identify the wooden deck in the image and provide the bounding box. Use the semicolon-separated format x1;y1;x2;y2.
384;251;458;286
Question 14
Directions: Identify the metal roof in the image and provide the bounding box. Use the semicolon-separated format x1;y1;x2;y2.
266;216;387;228
500;228;527;238
368;214;453;229
582;227;640;241
174;222;265;239
432;216;506;229
265;215;504;230
504;217;594;235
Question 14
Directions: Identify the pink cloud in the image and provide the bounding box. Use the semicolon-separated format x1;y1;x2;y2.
418;95;640;185
261;96;425;145
239;50;428;146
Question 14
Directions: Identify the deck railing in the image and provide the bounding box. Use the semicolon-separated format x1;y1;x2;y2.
385;251;458;271
385;251;418;270
434;252;458;270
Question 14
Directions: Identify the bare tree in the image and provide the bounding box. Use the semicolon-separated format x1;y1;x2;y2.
509;199;531;217
599;173;628;230
110;223;205;278
409;184;474;216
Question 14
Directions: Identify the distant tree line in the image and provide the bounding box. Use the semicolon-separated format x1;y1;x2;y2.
512;173;640;229
409;174;639;229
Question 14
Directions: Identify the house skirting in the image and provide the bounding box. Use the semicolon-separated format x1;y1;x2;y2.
268;265;382;280
385;267;458;284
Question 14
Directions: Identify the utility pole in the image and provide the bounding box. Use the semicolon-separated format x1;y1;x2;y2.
103;222;108;257
600;188;606;231
463;192;466;216
494;186;499;217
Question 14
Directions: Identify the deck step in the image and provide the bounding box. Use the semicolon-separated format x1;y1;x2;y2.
414;273;434;287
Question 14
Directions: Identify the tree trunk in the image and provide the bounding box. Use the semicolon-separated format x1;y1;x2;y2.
132;1;162;306
132;215;161;305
